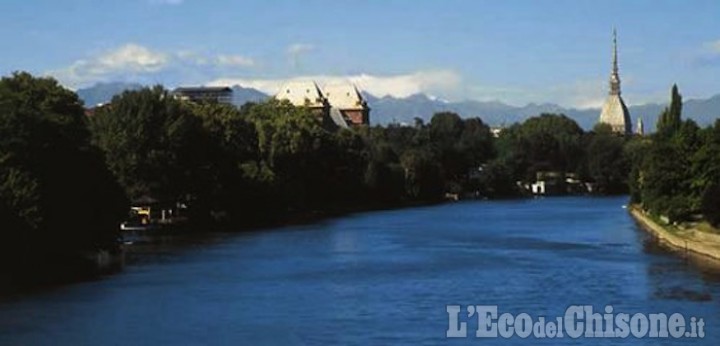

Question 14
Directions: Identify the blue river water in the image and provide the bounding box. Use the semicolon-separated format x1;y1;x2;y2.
1;196;719;345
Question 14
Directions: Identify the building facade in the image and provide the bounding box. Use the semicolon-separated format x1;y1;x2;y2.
598;29;632;135
173;86;233;104
323;84;370;127
275;81;370;129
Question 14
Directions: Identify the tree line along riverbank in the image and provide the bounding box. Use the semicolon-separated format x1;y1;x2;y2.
1;72;719;285
627;85;720;261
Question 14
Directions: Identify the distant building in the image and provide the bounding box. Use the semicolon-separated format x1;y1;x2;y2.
275;80;328;113
528;171;587;196
84;103;108;117
173;86;233;104
490;127;504;138
598;29;632;135
636;117;644;136
275;81;370;129
323;84;370;127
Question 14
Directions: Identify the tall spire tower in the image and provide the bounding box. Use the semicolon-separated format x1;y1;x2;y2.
610;28;621;95
598;28;632;134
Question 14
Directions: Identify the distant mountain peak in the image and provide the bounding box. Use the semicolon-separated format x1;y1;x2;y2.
76;82;143;107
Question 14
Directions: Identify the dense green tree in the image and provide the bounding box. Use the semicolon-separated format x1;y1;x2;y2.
656;84;683;138
476;159;518;198
458;117;495;167
692;121;720;225
429;112;464;149
637;141;693;221
629;84;720;225
400;148;443;200
89;86;207;204
624;137;651;203
0;72;126;264
189;102;261;223
492;113;584;183
585;123;630;194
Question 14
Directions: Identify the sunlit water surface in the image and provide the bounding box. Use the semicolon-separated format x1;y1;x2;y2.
1;196;719;345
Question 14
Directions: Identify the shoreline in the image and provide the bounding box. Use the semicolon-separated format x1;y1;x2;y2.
629;205;720;263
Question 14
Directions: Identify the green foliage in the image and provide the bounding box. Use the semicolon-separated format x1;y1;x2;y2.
476;159;518;198
0;72;126;258
89;86;207;202
624;137;651;203
488;113;586;187
585;127;629;194
427;112;494;191
656;84;683;138
632;84;720;226
188;102;260;222
515;113;584;175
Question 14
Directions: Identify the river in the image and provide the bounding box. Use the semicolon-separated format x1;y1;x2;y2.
1;196;719;345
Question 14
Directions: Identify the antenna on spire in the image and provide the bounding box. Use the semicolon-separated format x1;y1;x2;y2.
609;28;621;95
612;28;618;75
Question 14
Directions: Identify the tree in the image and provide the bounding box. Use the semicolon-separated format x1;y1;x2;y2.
0;72;126;262
692;121;720;225
429;112;464;150
498;113;584;181
656;84;682;138
639;141;691;220
585;124;629;194
400;148;443;200
89;86;207;204
241;99;372;211
458;117;495;169
189;102;261;223
624;137;651;203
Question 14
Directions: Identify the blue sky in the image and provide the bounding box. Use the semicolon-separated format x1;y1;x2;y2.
1;0;719;107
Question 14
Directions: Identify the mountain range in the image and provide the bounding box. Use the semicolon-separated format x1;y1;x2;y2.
76;82;720;131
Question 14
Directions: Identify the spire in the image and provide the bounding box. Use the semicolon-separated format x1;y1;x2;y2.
598;28;632;135
612;28;618;76
609;28;621;96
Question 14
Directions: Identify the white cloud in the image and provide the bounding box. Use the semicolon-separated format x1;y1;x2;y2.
97;44;168;72
49;44;169;87
48;44;256;88
216;54;255;67
207;70;462;99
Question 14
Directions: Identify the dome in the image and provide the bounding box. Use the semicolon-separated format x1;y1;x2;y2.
599;94;631;134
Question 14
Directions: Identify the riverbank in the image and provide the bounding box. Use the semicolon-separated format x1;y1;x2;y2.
629;205;720;262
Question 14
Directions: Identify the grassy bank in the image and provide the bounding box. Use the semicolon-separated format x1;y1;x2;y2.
629;205;720;262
